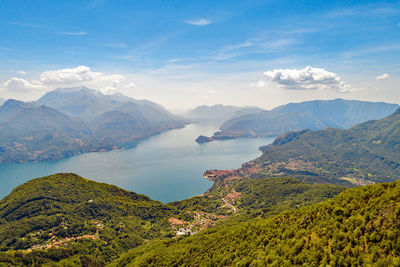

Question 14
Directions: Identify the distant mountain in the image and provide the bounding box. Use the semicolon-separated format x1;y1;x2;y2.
208;107;400;186
0;88;186;163
91;111;154;144
0;99;37;123
37;87;139;120
183;104;263;124
89;98;186;145
0;100;111;163
207;99;399;141
0;98;4;106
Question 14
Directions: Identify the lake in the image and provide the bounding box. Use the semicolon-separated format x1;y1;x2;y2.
0;124;273;203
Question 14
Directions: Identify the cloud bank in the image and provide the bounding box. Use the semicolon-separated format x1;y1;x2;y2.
3;78;45;92
40;66;99;84
376;73;390;80
261;66;356;93
2;66;124;95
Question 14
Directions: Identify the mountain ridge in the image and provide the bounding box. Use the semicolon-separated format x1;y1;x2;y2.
206;106;400;186
202;99;399;142
0;87;186;163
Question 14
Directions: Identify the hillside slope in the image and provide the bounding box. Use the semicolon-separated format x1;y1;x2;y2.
0;173;175;265
0;88;186;163
210;99;398;140
0;175;344;266
113;180;400;266
0;101;111;163
207;107;400;186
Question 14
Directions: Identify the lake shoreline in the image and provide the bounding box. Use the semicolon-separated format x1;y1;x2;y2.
0;124;273;203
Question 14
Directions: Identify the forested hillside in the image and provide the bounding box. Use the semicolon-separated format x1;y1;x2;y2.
208;107;400;186
206;99;399;141
0;174;344;266
113;181;400;266
0;173;175;265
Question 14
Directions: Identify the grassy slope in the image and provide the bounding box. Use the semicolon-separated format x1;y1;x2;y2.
114;180;400;266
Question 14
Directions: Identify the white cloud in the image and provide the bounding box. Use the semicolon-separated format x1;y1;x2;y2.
208;89;216;94
40;66;99;84
18;70;27;75
58;31;88;35
10;22;45;28
249;81;268;88
3;77;45;92
2;66;127;96
184;18;212;26
101;86;118;95
126;83;137;89
376;73;390;80
168;58;183;63
262;66;356;93
40;65;123;87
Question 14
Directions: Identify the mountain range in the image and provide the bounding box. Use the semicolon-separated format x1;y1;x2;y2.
183;104;263;124
207;107;400;186
201;99;399;142
1;105;400;265
0;87;186;163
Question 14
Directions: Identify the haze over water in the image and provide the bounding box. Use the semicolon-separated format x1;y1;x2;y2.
0;124;273;203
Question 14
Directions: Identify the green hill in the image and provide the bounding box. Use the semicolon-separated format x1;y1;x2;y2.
0;174;345;266
113;180;400;266
172;177;344;221
210;107;400;186
0;173;175;266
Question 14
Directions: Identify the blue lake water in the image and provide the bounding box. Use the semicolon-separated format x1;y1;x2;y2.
0;124;273;203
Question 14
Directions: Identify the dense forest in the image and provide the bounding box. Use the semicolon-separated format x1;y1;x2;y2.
0;174;345;266
114;181;400;266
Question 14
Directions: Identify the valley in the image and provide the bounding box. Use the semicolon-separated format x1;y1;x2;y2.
0;87;186;163
1;1;399;265
0;123;273;202
1;107;400;266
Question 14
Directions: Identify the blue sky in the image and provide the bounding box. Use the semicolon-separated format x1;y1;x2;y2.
0;0;399;110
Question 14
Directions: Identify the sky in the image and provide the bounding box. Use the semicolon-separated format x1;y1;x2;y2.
0;0;399;112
